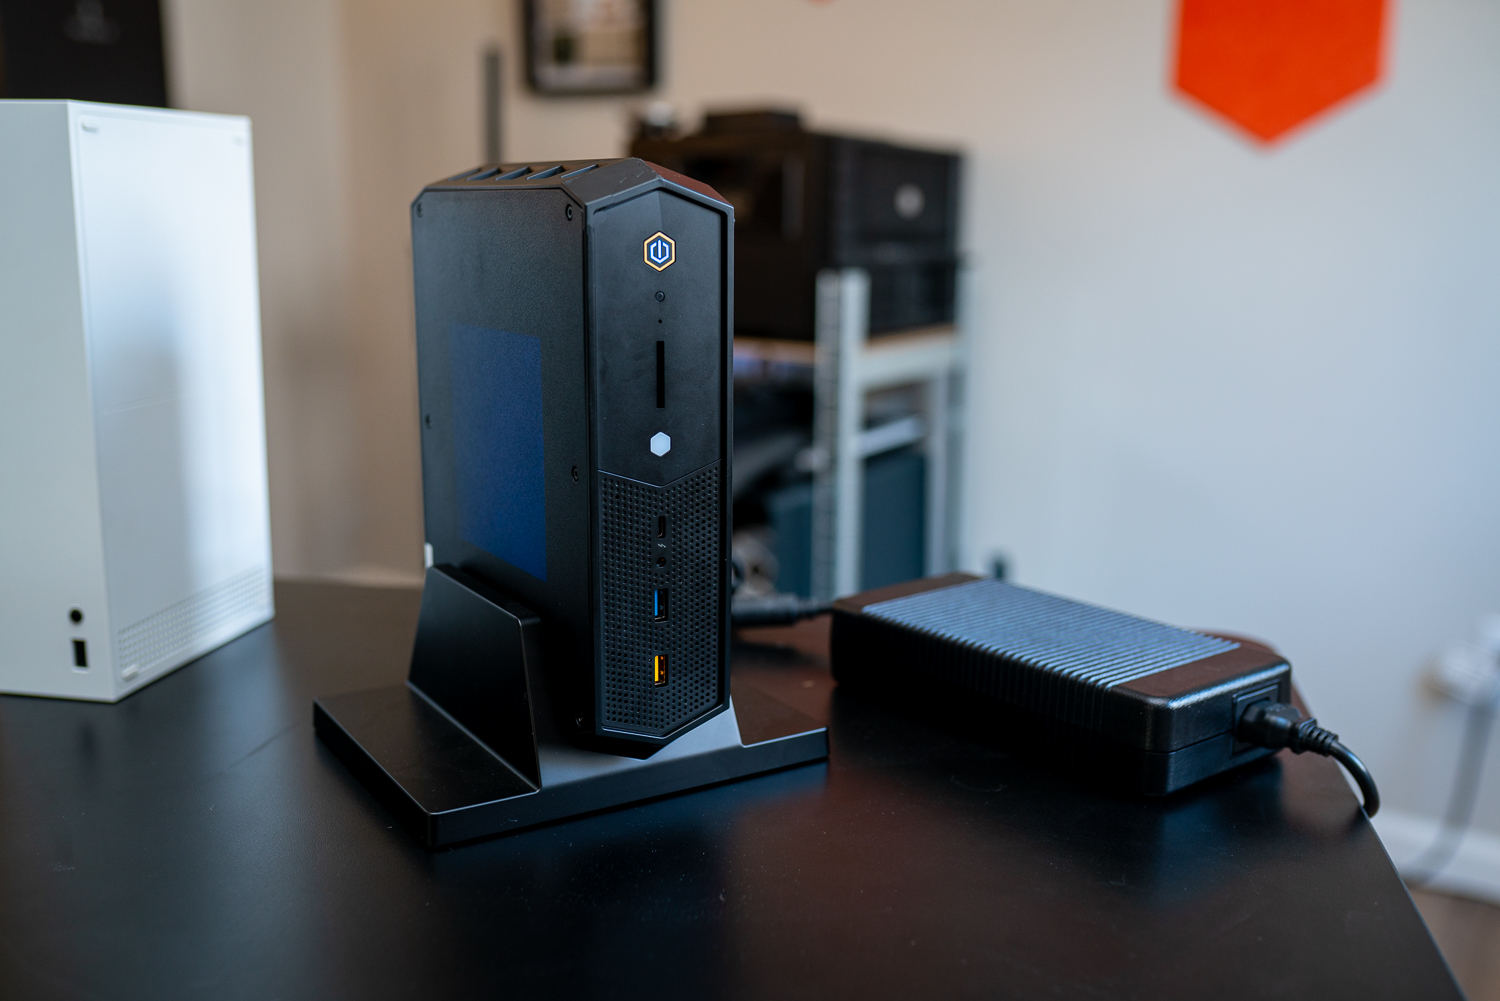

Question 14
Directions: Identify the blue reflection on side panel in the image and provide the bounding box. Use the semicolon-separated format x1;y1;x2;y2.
449;323;547;581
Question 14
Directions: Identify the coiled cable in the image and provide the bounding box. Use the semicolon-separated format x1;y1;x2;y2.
1236;701;1380;817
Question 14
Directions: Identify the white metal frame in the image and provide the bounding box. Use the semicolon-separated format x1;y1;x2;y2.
811;268;963;600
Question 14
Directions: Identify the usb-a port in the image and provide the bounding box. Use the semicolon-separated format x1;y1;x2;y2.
652;588;669;621
652;653;668;687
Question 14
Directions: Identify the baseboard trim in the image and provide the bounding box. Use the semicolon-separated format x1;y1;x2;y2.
1375;808;1500;906
282;566;426;589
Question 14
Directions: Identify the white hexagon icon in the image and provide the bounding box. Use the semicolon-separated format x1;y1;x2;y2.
650;432;671;456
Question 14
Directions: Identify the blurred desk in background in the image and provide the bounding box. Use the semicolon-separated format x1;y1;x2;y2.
0;582;1460;1000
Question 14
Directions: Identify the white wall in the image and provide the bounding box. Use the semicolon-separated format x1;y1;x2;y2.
164;0;503;583
167;0;1500;846
165;0;362;579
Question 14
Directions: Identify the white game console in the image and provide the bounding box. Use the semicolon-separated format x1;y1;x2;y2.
0;101;273;701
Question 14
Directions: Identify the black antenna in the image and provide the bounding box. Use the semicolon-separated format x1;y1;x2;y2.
483;46;502;163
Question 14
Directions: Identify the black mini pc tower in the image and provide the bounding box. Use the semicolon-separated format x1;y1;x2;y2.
313;158;827;847
410;157;734;749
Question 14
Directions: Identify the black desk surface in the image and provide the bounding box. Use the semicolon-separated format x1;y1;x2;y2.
0;582;1460;1000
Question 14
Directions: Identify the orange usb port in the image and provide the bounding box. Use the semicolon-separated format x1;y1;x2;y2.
652;653;668;687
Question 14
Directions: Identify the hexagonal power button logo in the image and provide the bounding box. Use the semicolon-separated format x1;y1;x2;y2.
650;432;671;456
644;232;675;271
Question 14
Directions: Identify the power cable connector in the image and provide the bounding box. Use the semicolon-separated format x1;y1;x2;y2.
1236;701;1380;817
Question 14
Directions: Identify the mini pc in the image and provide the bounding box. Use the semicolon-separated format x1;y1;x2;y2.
315;159;827;847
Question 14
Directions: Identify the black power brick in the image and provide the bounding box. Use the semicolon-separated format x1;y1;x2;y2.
831;574;1378;813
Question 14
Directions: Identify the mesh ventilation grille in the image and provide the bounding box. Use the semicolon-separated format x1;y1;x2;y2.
864;578;1238;692
117;566;272;678
599;464;722;736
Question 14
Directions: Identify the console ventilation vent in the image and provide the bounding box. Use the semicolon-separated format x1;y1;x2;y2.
116;566;271;681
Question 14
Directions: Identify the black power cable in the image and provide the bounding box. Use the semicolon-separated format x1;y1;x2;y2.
728;550;831;628
731;593;832;628
1236;701;1381;817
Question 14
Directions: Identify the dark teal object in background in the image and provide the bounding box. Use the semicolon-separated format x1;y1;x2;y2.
860;449;926;591
769;447;926;597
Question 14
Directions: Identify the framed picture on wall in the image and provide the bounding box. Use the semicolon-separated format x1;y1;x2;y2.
525;0;656;95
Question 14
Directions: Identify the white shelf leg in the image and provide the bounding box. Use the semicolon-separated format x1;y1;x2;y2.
811;268;869;600
923;370;950;577
833;270;869;597
811;272;840;602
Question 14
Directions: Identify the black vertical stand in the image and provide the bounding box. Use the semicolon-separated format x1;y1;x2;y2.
314;565;828;848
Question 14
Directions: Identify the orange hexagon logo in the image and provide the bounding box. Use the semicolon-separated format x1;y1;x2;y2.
644;232;675;271
1174;0;1388;144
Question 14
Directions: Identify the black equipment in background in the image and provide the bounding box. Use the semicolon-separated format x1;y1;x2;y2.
0;0;168;106
633;110;960;341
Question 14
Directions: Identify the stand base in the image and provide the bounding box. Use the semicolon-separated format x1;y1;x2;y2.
315;683;827;847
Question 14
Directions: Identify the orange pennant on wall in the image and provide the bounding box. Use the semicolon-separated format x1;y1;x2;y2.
1174;0;1388;143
